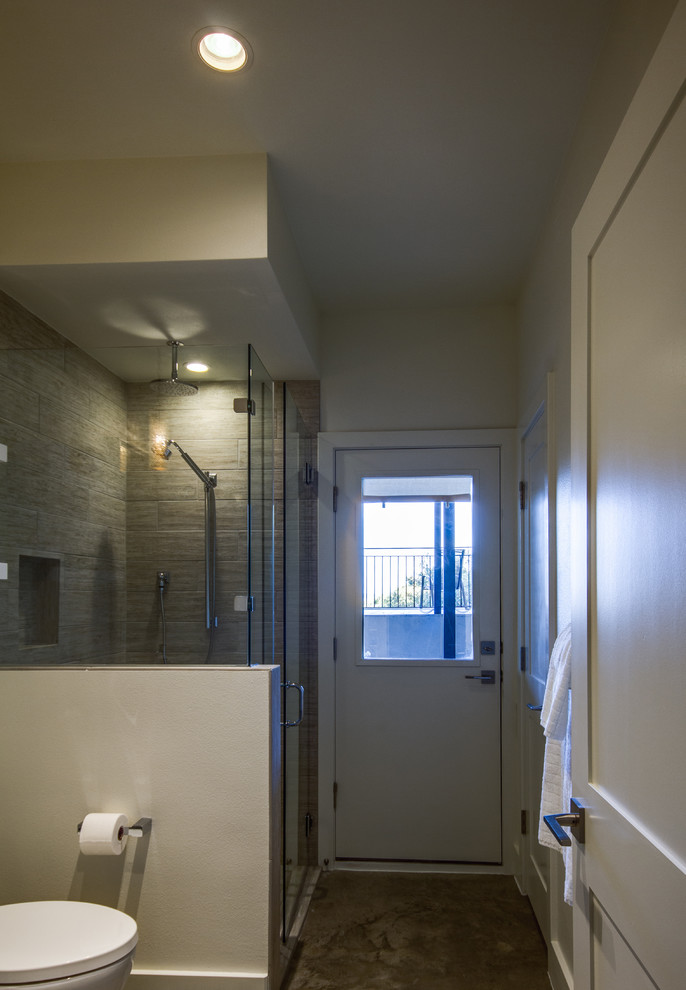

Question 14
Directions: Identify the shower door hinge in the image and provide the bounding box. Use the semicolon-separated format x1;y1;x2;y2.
519;481;527;510
304;812;314;839
233;397;256;415
304;462;315;486
333;486;338;512
521;809;528;835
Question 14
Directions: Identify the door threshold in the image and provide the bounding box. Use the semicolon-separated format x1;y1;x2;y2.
331;859;506;874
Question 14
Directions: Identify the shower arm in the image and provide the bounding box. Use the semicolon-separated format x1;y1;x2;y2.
164;438;218;634
166;440;217;490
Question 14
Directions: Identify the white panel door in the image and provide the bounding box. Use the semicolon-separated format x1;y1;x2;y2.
570;4;686;987
334;445;501;863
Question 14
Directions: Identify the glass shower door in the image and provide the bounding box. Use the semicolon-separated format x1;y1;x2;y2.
282;388;309;935
247;346;274;665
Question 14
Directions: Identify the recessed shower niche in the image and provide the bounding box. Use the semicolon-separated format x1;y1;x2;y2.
19;555;60;648
0;290;274;666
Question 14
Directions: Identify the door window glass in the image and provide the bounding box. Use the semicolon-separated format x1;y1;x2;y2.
362;475;473;660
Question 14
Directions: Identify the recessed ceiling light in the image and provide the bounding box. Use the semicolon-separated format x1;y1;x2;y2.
185;361;210;373
193;27;252;72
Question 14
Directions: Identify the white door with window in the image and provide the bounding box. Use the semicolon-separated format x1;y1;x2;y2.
334;445;502;863
570;4;686;987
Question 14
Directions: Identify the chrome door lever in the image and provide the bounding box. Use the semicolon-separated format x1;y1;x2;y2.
544;798;585;846
527;704;543;711
465;670;496;685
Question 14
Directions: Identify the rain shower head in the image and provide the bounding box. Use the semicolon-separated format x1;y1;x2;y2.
150;340;198;396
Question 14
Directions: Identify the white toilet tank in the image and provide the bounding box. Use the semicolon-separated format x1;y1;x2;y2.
0;901;137;989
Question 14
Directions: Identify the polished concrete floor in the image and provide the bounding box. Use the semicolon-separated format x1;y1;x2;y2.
283;871;550;990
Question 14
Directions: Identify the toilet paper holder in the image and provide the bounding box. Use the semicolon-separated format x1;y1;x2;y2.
77;817;152;839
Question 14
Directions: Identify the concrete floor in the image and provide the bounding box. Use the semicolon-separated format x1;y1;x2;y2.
283;871;550;990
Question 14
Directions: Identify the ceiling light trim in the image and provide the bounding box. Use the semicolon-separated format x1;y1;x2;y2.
193;26;253;73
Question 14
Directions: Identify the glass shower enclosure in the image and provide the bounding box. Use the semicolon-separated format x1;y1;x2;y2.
0;289;273;668
281;385;318;946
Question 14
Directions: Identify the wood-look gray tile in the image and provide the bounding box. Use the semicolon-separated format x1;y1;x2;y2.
65;345;128;409
41;396;124;462
0;291;65;351
157;500;205;531
0;374;40;431
126;468;199;502
36;513;125;559
127;502;159;531
88;490;126;531
65;447;126;500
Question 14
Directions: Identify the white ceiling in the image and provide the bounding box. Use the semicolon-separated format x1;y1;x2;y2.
0;0;612;379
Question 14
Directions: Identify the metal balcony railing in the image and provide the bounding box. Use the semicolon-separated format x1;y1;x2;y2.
363;549;472;610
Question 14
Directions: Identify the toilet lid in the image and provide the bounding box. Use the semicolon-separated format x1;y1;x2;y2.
0;901;138;983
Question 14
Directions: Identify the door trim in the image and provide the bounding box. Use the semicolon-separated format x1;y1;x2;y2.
317;429;517;870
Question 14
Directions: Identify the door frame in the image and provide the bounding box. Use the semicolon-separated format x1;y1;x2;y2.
517;374;575;990
318;429;517;871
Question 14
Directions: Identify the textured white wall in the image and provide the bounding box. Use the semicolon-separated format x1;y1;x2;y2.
320;303;517;433
0;666;280;990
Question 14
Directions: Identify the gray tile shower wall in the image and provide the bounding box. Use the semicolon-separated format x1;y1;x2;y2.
0;290;252;666
0;291;128;664
125;381;249;664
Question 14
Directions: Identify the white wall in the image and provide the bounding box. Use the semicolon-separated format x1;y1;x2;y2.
0;666;281;990
320;303;516;432
518;0;679;625
0;156;269;266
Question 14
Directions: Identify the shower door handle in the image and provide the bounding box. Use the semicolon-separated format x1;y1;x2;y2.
281;681;305;727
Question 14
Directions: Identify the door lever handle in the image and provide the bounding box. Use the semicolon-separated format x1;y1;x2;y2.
527;704;543;711
465;670;496;685
544;798;585;846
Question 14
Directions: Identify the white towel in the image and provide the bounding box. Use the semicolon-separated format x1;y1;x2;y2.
537;623;574;904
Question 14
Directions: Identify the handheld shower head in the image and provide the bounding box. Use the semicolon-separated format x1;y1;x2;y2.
163;439;217;490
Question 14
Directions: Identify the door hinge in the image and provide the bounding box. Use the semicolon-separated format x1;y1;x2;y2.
233;397;256;415
519;481;526;510
304;462;315;486
305;812;314;839
521;809;528;835
333;637;338;661
333;485;338;512
333;781;338;810
520;645;527;671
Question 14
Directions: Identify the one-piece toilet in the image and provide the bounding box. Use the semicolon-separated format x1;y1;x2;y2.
0;901;137;990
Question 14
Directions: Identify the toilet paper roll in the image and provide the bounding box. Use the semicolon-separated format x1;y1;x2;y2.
79;813;128;856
